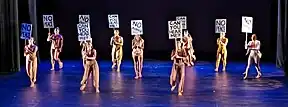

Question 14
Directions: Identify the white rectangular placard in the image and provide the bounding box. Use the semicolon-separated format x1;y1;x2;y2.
79;15;90;23
108;14;119;28
131;20;143;35
215;19;227;33
20;23;32;40
176;16;187;29
241;16;253;33
77;23;91;41
168;21;182;39
43;15;54;28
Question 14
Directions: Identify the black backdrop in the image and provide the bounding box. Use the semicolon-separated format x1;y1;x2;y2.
19;0;277;61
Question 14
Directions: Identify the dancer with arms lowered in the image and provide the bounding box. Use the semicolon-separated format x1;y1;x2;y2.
47;27;63;70
24;37;38;87
243;34;262;79
170;39;188;96
110;29;123;72
80;38;100;93
215;32;228;72
132;34;144;79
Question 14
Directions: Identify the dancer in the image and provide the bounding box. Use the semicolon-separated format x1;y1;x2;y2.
183;30;196;66
243;34;262;79
170;39;187;96
24;37;38;87
110;29;123;72
80;38;100;93
132;34;144;79
215;32;228;72
47;27;63;70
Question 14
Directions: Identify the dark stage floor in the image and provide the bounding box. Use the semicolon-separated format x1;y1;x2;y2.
0;60;287;107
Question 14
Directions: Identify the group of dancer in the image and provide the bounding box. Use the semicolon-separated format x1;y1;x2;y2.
23;27;263;96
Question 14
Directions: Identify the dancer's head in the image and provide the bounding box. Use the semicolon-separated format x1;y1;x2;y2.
251;34;257;41
176;40;183;49
54;27;60;34
135;34;141;40
86;40;93;51
114;29;119;36
220;32;225;38
184;30;189;37
28;37;35;45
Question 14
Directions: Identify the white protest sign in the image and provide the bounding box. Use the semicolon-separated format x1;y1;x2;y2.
168;21;182;39
20;23;32;40
79;15;90;23
43;15;54;28
77;23;91;41
131;20;143;35
108;14;119;28
241;16;253;33
215;19;227;33
176;16;187;29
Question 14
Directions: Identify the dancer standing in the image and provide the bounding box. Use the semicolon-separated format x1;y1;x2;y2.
215;32;228;72
47;27;63;70
170;40;187;96
110;29;123;72
183;30;196;66
80;39;100;93
24;37;38;87
243;34;262;79
132;34;144;79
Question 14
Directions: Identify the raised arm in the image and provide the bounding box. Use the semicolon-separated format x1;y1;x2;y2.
110;37;114;46
47;33;52;41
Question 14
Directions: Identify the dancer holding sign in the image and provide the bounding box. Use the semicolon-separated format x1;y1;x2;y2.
183;30;196;66
243;34;262;79
110;29;123;72
80;38;100;93
47;27;63;70
215;32;228;72
24;37;38;87
170;39;187;96
132;35;144;79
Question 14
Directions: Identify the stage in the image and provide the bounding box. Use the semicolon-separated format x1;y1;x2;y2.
0;60;287;107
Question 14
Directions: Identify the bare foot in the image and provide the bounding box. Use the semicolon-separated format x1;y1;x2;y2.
80;85;86;91
178;92;183;96
59;62;63;69
171;85;176;91
256;73;262;78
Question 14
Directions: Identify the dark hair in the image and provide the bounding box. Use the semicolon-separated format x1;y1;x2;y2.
54;27;60;31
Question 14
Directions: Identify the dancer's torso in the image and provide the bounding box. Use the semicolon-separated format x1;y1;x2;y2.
217;38;227;53
133;39;143;56
51;34;63;49
25;45;37;61
173;49;186;63
85;49;96;61
113;36;122;50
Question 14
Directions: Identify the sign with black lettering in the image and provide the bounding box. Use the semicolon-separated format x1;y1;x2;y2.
168;21;182;39
77;23;91;41
20;23;32;40
241;16;253;33
43;15;54;28
215;19;227;33
131;20;143;35
108;14;119;28
79;15;90;23
176;16;187;29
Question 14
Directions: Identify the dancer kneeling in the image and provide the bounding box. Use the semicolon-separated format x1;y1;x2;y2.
80;39;100;93
243;34;262;79
132;34;144;79
170;40;187;96
24;37;38;87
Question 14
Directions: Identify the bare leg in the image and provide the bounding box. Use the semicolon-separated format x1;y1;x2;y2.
132;54;139;79
32;58;38;83
93;61;100;93
138;55;143;78
254;56;262;78
178;63;185;96
244;55;252;79
170;63;177;91
80;61;91;91
55;50;63;69
26;58;31;78
111;47;116;69
116;49;123;72
50;49;55;70
222;51;227;71
215;53;222;72
28;61;34;87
